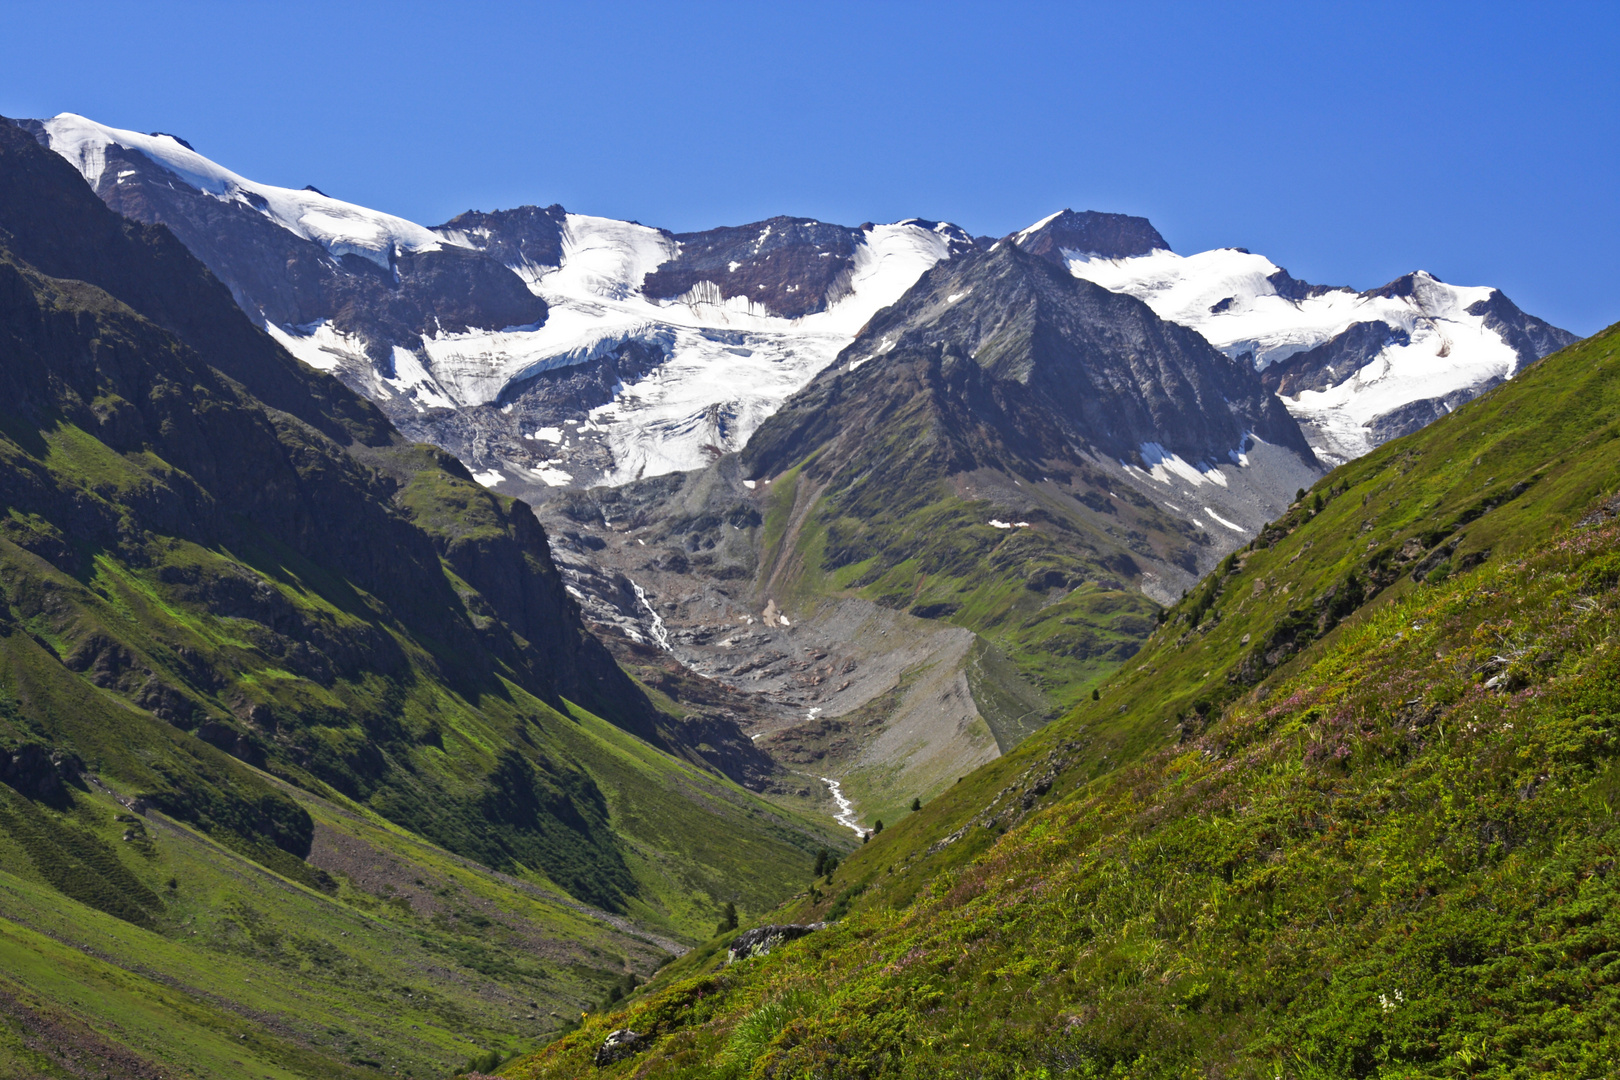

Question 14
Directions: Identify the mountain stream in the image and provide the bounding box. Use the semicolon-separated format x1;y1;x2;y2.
821;777;865;836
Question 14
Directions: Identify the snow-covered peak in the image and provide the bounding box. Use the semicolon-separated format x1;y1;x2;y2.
1063;244;1571;462
1014;210;1066;242
1064;248;1495;371
41;113;458;269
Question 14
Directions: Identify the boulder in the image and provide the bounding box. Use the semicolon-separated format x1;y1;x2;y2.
593;1028;644;1067
726;923;825;964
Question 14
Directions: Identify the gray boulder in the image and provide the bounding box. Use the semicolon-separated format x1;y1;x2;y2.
726;923;825;964
594;1028;644;1067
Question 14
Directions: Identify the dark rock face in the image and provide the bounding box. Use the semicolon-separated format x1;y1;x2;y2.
593;1029;645;1066
0;745;86;808
641;216;862;318
727;923;824;964
1011;209;1169;265
1466;289;1579;367
744;239;1314;484
642;216;976;319
15;119;546;368
1266;267;1345;302
433;203;568;274
1262;321;1412;397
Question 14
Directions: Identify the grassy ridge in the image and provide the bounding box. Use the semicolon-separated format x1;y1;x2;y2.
497;323;1620;1077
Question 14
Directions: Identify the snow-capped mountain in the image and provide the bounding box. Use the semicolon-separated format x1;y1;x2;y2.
1015;211;1576;463
741;234;1321;591
23;114;1574;499
23;113;977;494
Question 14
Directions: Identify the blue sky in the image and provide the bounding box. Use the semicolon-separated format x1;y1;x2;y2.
4;1;1616;333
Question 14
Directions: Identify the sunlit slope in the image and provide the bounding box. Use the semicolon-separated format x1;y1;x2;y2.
0;758;662;1079
500;322;1620;1078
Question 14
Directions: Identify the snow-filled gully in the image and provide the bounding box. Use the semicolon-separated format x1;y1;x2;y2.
629;578;672;652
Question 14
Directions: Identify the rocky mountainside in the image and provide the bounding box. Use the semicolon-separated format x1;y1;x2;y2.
1041;223;1578;462
0;118;841;1077
499;315;1620;1080
17;108;1577;847
744;235;1314;481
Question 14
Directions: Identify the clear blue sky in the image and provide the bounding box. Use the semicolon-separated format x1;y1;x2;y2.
4;1;1616;333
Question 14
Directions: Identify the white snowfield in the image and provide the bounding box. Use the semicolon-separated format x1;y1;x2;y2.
1062;245;1525;462
347;211;963;484
42;114;459;270
560;216;968;484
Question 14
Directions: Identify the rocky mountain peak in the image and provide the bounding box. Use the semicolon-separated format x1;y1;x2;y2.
778;237;1314;472
433;202;569;275
1012;208;1169;264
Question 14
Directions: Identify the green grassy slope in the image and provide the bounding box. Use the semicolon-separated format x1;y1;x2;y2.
497;322;1620;1078
0;237;832;938
0;120;841;1076
0;674;826;1078
0;768;649;1079
754;458;1169;721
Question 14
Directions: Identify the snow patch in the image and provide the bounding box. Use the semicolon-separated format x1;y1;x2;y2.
265;320;361;373
630;578;672;652
1137;443;1229;488
1014;210;1065;242
382;346;456;411
1203;507;1246;532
